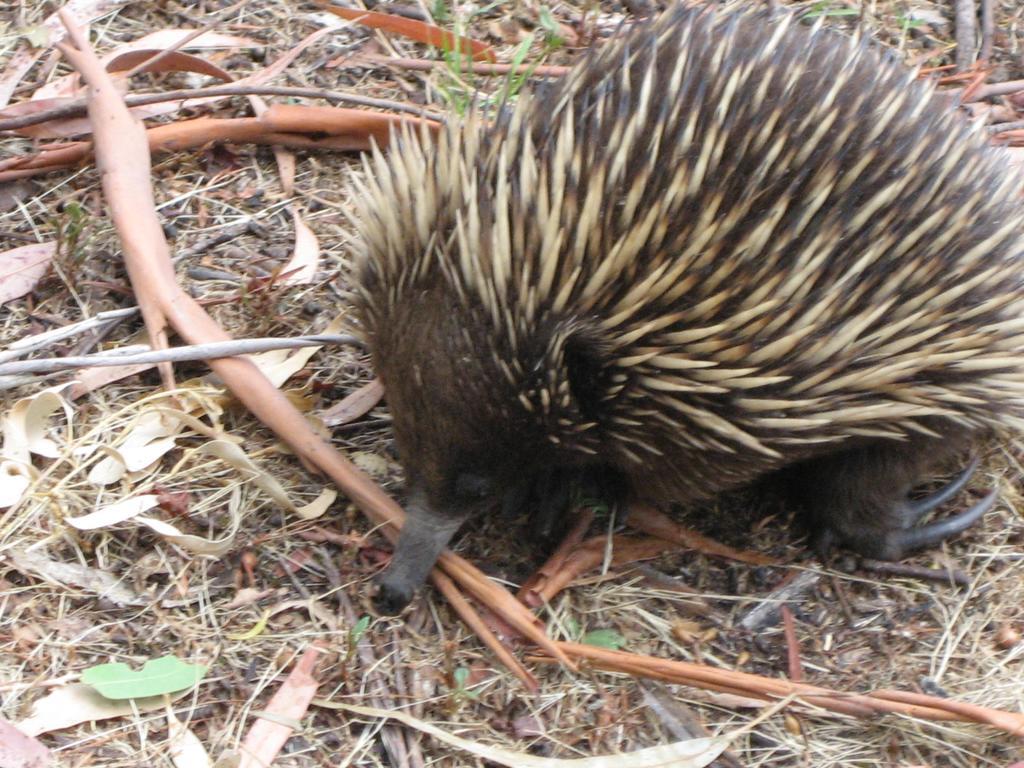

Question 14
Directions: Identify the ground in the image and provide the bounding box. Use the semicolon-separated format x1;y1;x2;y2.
1;0;1023;766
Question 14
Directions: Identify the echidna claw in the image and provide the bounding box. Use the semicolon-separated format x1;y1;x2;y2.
906;456;981;521
894;487;998;554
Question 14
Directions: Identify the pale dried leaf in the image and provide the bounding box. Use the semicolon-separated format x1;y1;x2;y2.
6;550;146;607
200;440;336;520
66;494;161;530
0;461;34;509
0;718;51;768
0;243;56;305
69;363;155;399
16;684;191;737
88;409;188;484
350;450;392;479
279;209;320;285
320;703;729;767
244;345;320;389
246;315;342;387
113;29;263;51
12;384;74;459
135;487;244;556
167;706;213;768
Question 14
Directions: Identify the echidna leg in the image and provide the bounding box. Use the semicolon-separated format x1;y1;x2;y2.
787;439;995;561
527;467;576;544
504;466;626;546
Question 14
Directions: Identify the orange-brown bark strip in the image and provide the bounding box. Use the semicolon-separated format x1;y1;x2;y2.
780;606;803;684
516;508;596;604
431;569;539;692
316;3;497;62
542;642;1024;737
0;106;441;181
531;535;680;605
628;502;779;566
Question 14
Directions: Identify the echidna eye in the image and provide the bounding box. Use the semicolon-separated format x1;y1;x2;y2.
564;335;604;421
453;472;492;501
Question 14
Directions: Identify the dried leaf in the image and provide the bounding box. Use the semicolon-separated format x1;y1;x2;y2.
110;29;263;51
20;26;52;49
87;408;189;484
318;702;729;767
350;450;392;479
16;684;192;737
279;209;320;285
238;646;322;768
134;487;244;556
167;706;213;768
200;440;337;520
0;461;34;509
68;362;154;398
30;29;252;101
1;385;74;508
246;342;320;388
0;242;56;305
66;494;161;530
7;549;146;607
0;718;51;768
320;379;383;426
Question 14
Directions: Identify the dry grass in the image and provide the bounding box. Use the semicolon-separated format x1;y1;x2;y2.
1;1;1023;766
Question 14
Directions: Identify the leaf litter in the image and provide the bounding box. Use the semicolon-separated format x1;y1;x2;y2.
0;1;1022;767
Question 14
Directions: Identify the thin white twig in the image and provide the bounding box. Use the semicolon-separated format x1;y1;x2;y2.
0;307;139;363
0;334;361;375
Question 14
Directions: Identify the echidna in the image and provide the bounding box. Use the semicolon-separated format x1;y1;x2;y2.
351;3;1023;613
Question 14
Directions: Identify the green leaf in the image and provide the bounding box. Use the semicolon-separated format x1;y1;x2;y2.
351;615;371;643
581;629;626;650
82;656;207;700
538;6;564;47
451;667;478;698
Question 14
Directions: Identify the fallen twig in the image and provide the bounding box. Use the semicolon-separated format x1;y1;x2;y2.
530;642;1024;738
353;53;570;78
780;605;803;683
0;333;360;376
954;0;977;72
628;502;779;567
0;83;441;134
962;78;1024;101
521;533;679;607
0;104;439;182
0;307;138;363
857;558;972;588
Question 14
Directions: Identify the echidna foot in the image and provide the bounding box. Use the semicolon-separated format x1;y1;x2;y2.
890;486;997;556
905;456;980;521
831;458;996;561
